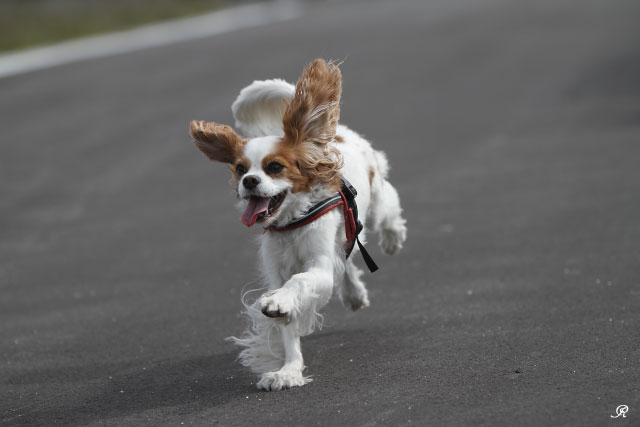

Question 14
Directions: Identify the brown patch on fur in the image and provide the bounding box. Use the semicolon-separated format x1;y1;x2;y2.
369;167;376;199
190;120;246;164
261;155;284;177
230;156;251;180
262;150;313;193
334;135;344;142
226;156;250;193
283;59;342;145
280;59;344;192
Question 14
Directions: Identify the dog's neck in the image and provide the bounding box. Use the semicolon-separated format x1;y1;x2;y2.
269;183;337;228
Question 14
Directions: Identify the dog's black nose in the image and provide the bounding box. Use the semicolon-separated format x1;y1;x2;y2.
243;175;261;189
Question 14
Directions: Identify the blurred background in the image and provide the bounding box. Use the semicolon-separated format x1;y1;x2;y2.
0;0;247;53
1;0;639;426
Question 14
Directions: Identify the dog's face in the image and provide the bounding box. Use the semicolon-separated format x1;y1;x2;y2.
190;59;343;227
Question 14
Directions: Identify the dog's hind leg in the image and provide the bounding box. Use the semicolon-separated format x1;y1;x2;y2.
367;151;407;255
376;180;407;255
339;257;370;311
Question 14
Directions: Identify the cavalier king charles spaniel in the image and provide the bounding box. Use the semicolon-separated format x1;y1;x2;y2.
190;59;406;390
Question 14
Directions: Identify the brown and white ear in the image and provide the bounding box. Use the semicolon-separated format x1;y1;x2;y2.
189;120;245;164
282;59;342;147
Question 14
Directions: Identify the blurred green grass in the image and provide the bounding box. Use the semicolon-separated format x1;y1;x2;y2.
0;0;246;53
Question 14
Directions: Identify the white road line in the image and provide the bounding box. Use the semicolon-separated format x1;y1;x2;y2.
0;1;302;79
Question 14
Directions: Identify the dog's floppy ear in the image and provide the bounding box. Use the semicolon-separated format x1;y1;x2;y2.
189;120;245;164
282;59;342;147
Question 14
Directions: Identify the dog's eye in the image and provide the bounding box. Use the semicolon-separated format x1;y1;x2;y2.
236;164;246;175
266;162;284;174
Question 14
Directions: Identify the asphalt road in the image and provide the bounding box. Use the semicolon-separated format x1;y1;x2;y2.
1;0;639;425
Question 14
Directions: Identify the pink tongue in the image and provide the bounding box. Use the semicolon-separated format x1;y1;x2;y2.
241;197;270;227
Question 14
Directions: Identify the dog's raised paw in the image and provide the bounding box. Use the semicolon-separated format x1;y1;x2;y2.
261;307;288;318
259;289;297;320
256;369;310;391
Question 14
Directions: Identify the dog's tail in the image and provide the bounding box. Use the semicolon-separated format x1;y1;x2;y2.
231;79;295;138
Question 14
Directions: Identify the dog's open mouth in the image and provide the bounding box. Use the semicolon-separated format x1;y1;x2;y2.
240;192;286;227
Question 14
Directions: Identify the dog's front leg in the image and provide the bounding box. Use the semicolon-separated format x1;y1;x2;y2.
257;256;334;391
255;322;309;391
259;262;334;322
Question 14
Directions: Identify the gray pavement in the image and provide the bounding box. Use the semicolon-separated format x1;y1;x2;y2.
1;0;639;425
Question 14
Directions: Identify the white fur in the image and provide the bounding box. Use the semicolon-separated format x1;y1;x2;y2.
231;79;294;138
227;79;407;391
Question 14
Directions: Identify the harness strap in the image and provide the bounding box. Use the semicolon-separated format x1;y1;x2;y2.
339;180;379;272
264;195;343;232
265;178;378;272
356;236;379;273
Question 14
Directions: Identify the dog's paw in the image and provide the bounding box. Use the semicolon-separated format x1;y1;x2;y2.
379;222;407;255
259;288;298;320
341;286;370;311
256;369;310;391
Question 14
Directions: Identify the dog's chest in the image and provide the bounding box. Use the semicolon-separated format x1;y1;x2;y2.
260;211;342;281
263;229;309;277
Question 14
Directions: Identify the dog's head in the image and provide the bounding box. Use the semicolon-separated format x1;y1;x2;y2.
190;59;343;227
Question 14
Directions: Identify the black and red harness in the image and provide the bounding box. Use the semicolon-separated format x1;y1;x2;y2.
265;178;379;272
